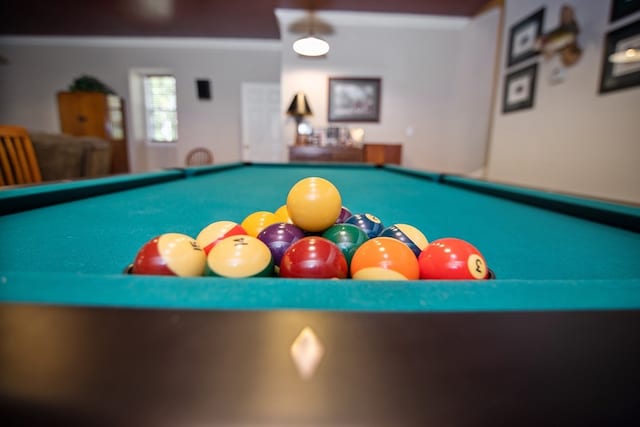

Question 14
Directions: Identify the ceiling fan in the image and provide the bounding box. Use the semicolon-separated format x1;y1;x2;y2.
287;10;334;57
286;10;334;37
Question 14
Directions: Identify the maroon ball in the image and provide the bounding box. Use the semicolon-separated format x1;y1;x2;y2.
279;236;348;279
336;206;353;223
257;223;305;266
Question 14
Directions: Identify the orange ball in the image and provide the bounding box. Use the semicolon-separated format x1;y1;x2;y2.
286;177;342;232
350;237;420;280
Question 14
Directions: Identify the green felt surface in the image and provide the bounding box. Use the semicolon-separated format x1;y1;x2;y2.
0;168;186;215
1;163;640;310
442;175;640;232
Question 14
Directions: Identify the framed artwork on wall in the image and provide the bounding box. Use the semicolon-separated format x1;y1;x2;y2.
328;77;381;122
610;0;640;23
503;63;538;114
599;19;640;94
507;8;545;67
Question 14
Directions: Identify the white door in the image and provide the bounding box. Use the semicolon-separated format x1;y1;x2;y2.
241;83;283;163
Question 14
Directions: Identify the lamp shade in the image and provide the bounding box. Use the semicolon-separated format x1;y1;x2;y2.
287;92;313;117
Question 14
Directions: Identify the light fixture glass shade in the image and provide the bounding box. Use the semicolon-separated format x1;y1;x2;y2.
609;48;640;64
293;36;330;57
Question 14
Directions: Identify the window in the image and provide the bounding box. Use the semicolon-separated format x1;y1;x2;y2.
143;75;178;142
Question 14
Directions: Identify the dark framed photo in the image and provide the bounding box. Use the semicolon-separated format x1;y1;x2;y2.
507;8;545;67
610;0;640;23
328;77;381;122
599;19;640;94
503;63;538;114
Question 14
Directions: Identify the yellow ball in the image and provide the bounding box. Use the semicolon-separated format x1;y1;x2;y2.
286;177;342;232
274;204;293;224
241;211;279;237
205;235;273;278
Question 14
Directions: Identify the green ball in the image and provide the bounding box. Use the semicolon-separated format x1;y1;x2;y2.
322;224;369;266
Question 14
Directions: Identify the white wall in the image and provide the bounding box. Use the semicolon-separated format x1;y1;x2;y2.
277;9;500;173
0;37;281;172
3;4;636;203
487;0;640;204
448;7;501;175
0;9;501;177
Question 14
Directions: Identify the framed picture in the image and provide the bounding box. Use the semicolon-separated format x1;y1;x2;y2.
503;63;538;114
599;19;640;94
328;77;381;122
610;0;640;23
507;8;545;67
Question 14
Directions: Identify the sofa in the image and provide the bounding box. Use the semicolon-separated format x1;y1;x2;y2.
29;132;112;181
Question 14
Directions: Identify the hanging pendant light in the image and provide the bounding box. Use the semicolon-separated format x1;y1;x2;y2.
293;9;329;57
293;35;330;57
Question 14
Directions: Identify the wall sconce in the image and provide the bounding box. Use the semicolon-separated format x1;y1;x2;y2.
286;92;313;145
609;48;640;63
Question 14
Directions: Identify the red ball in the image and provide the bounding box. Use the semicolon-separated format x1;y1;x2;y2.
418;237;488;280
196;220;247;255
132;233;206;277
279;236;348;279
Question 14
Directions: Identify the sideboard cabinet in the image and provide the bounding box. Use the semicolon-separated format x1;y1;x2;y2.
57;92;129;174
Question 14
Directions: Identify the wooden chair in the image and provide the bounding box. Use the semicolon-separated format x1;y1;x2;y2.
0;126;42;186
186;147;214;166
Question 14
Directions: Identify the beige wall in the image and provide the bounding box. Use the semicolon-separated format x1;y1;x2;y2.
487;0;640;204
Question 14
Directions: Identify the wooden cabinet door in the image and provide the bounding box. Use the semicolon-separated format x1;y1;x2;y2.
58;92;109;138
58;92;85;136
364;144;402;165
58;92;129;174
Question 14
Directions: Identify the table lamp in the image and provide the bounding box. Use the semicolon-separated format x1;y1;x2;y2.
287;92;313;145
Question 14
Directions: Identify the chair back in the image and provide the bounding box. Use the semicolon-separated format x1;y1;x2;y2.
0;126;43;186
186;147;214;166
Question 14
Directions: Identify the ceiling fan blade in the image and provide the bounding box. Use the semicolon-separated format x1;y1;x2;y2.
286;13;334;35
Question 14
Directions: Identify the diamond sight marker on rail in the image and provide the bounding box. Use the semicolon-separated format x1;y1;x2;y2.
290;326;325;380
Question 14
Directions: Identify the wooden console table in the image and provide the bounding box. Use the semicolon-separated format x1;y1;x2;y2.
289;143;402;165
288;145;364;163
363;144;402;165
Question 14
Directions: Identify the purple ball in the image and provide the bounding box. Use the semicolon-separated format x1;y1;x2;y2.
257;223;305;266
336;206;353;223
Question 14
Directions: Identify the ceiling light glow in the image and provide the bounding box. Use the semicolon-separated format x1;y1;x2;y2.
293;36;330;57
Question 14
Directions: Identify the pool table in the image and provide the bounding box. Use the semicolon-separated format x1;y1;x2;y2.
1;162;639;426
